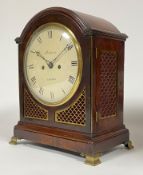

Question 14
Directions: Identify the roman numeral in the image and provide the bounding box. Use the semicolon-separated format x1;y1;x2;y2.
48;31;52;39
39;87;44;95
67;43;73;50
30;50;35;53
50;91;54;99
27;64;34;69
31;76;36;85
68;75;75;84
71;61;78;66
59;36;62;41
37;37;42;43
61;88;66;94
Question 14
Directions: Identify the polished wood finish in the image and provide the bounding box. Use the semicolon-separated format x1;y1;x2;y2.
11;7;132;165
13;121;129;154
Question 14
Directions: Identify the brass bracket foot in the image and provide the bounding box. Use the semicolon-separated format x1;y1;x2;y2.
9;136;18;145
85;153;101;166
124;140;134;150
80;153;85;157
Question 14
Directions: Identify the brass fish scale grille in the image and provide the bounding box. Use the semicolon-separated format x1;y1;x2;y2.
24;89;48;120
55;89;86;126
99;50;117;119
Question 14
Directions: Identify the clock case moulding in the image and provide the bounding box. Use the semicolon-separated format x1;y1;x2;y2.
10;7;133;166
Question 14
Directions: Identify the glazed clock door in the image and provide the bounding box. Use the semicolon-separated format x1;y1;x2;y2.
24;23;82;106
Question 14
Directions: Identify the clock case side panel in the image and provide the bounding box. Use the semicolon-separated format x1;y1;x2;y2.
15;8;92;134
92;35;129;138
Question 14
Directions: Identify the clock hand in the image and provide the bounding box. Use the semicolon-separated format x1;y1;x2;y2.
52;43;72;65
35;51;52;67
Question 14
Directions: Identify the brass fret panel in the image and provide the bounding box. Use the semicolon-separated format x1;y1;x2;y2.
99;50;117;119
55;89;86;126
24;89;48;120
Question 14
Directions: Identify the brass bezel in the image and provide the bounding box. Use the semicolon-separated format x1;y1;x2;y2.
24;22;83;106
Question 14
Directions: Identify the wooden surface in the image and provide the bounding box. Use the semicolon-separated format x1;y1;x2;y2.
14;121;129;155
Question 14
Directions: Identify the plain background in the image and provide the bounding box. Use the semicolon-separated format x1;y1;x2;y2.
0;0;143;174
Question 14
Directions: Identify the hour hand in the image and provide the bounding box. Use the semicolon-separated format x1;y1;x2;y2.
35;51;54;69
35;51;50;64
35;51;47;61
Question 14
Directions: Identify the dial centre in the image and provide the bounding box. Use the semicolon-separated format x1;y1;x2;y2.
48;62;54;69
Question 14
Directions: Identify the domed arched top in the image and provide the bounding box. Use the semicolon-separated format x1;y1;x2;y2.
18;7;127;43
74;10;121;34
44;7;127;38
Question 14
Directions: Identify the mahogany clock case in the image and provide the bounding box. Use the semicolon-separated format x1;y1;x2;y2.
10;7;133;165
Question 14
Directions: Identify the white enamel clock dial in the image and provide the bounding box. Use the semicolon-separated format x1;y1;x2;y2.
24;23;82;106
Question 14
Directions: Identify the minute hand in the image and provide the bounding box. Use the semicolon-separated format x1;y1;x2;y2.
52;44;70;65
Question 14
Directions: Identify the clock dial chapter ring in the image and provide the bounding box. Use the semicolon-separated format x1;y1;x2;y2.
24;23;83;106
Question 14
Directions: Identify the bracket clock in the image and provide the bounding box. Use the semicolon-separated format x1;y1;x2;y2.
10;7;133;165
